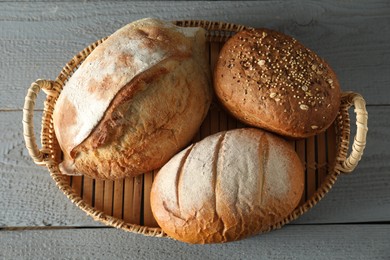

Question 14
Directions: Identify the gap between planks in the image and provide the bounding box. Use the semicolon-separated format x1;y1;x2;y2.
2;221;389;232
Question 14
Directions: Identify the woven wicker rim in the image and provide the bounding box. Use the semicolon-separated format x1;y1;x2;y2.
23;20;368;238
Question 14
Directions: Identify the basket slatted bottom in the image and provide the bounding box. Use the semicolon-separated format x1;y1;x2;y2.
63;40;337;229
66;108;337;228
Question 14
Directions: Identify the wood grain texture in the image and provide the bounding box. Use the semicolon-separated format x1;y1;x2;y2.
0;111;100;227
1;105;389;227
1;3;389;258
0;1;389;109
0;225;389;259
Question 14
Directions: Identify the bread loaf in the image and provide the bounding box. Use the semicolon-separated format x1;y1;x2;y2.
53;18;211;179
151;128;304;244
214;28;341;138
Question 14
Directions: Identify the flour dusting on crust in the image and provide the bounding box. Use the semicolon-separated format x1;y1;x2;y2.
53;18;202;158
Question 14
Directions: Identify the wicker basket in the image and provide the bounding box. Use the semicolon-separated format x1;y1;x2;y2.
23;21;368;238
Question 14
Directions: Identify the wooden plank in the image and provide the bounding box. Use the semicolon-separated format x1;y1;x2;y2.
197;40;214;140
327;122;337;173
236;120;247;129
0;110;100;227
103;181;114;216
209;41;219;79
70;176;82;198
1;1;389;109
227;111;237;130
143;171;158;227
218;108;228;133
122;177;134;224
82;176;94;206
200;106;211;139
131;175;143;225
2;3;390;259
191;127;202;143
112;179;124;219
316;131;327;185
209;41;220;136
94;179;104;211
210;106;220;136
295;139;307;204
306;136;317;198
0;225;389;259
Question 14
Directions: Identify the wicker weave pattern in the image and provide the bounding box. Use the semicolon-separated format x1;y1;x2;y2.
23;21;368;238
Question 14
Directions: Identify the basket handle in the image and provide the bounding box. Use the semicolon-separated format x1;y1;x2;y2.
23;79;57;166
337;92;368;173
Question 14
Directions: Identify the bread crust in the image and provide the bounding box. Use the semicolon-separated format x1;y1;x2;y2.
54;18;211;179
71;58;211;179
214;28;341;138
151;128;304;244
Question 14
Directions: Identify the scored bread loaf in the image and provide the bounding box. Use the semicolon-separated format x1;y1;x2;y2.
214;28;341;138
150;128;304;244
53;18;211;179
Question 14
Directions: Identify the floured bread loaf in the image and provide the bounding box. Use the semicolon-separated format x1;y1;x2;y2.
151;128;304;244
53;18;211;179
214;28;341;138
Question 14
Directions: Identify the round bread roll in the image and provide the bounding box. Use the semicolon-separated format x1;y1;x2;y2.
214;28;341;138
151;128;304;244
53;18;211;179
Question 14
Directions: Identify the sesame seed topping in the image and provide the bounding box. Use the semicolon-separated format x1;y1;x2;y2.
311;125;318;129
300;104;309;110
222;28;337;114
257;59;266;66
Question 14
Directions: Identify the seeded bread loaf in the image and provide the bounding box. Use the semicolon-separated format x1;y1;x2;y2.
53;18;211;179
151;128;304;244
214;28;341;138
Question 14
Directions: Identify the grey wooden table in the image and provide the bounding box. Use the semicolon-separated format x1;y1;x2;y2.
1;1;389;259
